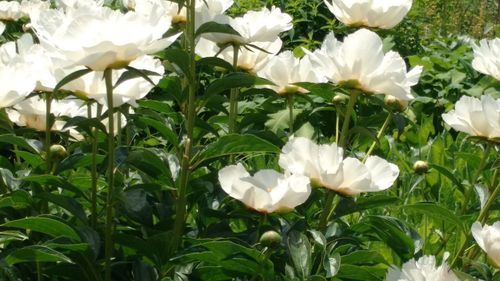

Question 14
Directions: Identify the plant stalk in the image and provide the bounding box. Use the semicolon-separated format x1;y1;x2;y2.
90;103;102;229
171;0;197;253
228;45;240;134
287;94;294;133
104;68;115;281
363;111;393;163
45;92;52;173
318;91;360;231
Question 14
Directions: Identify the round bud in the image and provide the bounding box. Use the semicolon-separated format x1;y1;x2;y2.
259;230;282;248
413;160;429;174
49;144;68;162
384;95;408;112
333;94;349;105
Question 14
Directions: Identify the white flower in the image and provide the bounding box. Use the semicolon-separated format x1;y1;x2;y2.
472;38;500;81
128;0;233;27
279;137;399;196
386;254;458;281
0;0;50;21
203;6;292;45
7;97;128;140
307;29;422;100
196;37;282;74
256;51;327;95
325;0;412;29
218;163;311;213
54;0;104;9
61;55;165;107
30;2;179;71
471;221;500;267
0;62;36;108
0;22;4;35
442;95;500;140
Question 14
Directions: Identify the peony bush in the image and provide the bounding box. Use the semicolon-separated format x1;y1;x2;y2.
0;0;498;280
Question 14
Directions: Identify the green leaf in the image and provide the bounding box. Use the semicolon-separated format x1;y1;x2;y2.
324;253;340;278
287;231;312;278
205;72;273;97
22;175;87;198
126;149;170;178
0;134;40;153
136;117;179;146
336;264;385;280
265;109;303;133
333;195;401;219
115;67;161;88
192;134;280;167
62;116;107;136
158;48;189;76
0;190;32;209
5;245;73;265
197;57;234;71
0;230;29;244
54;68;93;93
294;82;338;101
352;216;415;260
403;202;465;232
36;193;87;223
56;153;105;174
429;163;465;193
195;21;241;38
2;217;80;241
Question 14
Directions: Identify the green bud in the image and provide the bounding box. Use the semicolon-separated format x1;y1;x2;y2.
259;230;282;248
384;95;408;112
332;93;349;105
49;144;68;162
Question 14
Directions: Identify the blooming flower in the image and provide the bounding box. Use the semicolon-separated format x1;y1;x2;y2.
307;29;422;100
324;0;412;29
279;137;399;196
7;97;127;140
218;163;311;213
256;51;327;95
442;95;500;141
196;37;282;74
0;62;36;108
203;6;292;46
0;0;50;21
30;2;179;71
471;221;500;267
471;38;500;81
385;254;459;281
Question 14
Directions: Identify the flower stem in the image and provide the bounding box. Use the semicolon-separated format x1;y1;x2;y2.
318;91;359;231
228;45;240;134
171;0;197;254
104;68;115;281
450;145;493;268
287;94;294;133
89;103;102;229
363;111;393;163
318;191;336;230
45;92;52;173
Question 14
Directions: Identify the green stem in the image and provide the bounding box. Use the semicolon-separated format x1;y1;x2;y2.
45;92;52;173
450;145;493;268
287;94;294;133
363;111;393;163
318;192;336;230
37;262;42;281
461;145;491;214
171;0;196;254
104;68;115;281
318;91;359;231
338;91;360;148
335;106;340;143
228;45;240;134
90;103;102;229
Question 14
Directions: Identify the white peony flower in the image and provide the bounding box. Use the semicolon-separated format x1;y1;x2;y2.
471;221;500;267
127;0;233;28
307;29;422;100
61;55;165;107
385;254;459;281
218;163;311;213
196;37;282;74
256;51;328;95
30;2;179;71
7;97;128;140
442;95;500;141
0;62;36;108
0;0;50;21
324;0;412;29
279;137;399;196
203;6;292;46
472;38;500;81
0;22;4;35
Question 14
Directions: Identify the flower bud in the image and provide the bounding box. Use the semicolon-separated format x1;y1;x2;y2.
384;95;408;112
332;93;349;105
49;144;68;162
259;230;282;248
413;160;429;174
